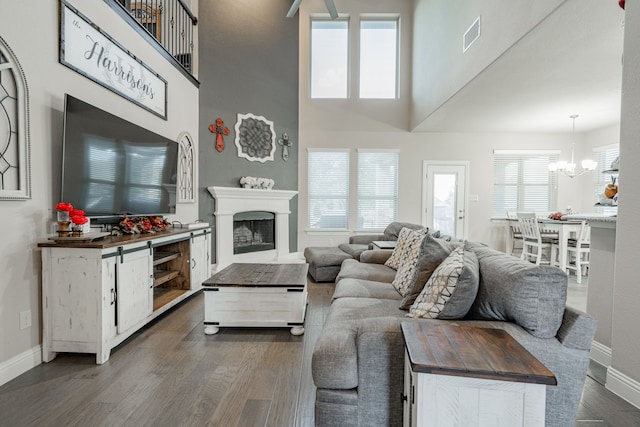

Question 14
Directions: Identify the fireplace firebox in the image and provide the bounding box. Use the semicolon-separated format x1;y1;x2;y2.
232;211;275;255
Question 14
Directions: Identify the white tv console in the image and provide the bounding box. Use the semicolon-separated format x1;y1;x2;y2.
39;228;211;364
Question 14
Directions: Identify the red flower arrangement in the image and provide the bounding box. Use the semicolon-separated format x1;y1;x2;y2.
71;209;89;226
55;202;74;212
55;202;88;236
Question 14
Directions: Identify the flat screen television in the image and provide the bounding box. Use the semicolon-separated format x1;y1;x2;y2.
61;94;178;219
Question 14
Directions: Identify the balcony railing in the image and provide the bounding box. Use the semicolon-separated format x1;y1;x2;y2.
108;0;198;83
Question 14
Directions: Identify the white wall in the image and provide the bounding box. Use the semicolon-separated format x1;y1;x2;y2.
0;0;199;384
609;0;640;406
410;0;564;129
297;0;592;253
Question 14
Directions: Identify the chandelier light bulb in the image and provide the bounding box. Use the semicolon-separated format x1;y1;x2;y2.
547;115;597;178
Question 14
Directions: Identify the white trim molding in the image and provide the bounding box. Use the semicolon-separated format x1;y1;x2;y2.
590;340;612;367
607;367;640;409
207;186;297;270
0;345;41;387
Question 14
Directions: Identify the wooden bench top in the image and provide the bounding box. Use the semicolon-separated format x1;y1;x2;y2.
401;322;557;386
203;263;309;288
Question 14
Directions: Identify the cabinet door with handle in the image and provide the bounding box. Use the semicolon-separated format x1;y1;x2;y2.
189;231;211;291
116;246;153;334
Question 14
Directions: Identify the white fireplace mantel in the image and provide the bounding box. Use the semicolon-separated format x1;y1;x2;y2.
207;186;298;269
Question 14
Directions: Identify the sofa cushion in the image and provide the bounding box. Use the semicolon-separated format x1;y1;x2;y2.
407;245;479;319
304;246;353;282
338;243;369;260
333;278;402;301
312;297;406;390
336;258;397;285
383;222;426;241
384;227;426;270
466;244;568;339
398;235;461;310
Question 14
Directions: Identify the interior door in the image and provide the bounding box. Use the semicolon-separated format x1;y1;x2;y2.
423;162;469;239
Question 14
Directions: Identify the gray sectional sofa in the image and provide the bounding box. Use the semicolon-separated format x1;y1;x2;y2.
311;235;597;427
304;222;428;282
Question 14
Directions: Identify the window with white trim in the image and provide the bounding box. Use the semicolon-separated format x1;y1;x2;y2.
310;19;349;99
308;150;350;229
594;144;619;215
493;150;559;217
359;18;399;99
357;149;398;229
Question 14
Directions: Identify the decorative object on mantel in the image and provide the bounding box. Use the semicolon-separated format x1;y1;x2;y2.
278;132;293;161
208;118;230;152
548;115;597;178
55;202;74;237
234;113;276;162
239;176;275;190
111;215;171;235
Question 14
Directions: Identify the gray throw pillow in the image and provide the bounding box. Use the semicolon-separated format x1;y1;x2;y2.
399;235;460;310
383;222;426;241
407;245;479;319
466;244;568;339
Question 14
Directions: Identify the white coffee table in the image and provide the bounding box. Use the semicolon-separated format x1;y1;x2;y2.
202;263;309;336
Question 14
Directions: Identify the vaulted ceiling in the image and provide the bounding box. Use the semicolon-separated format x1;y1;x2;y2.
413;0;625;133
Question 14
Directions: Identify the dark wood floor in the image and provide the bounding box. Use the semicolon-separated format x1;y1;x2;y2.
1;277;639;426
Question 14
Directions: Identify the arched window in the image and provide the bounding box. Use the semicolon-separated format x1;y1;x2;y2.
0;36;31;200
177;131;195;203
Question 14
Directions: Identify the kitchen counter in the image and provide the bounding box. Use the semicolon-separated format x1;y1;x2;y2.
563;214;617;228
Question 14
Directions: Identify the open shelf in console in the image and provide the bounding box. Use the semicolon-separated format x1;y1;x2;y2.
152;239;191;310
153;251;180;265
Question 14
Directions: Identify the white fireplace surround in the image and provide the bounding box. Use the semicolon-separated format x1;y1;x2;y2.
207;186;298;270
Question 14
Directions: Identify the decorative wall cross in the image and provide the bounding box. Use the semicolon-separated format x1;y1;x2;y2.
278;132;293;161
209;118;230;152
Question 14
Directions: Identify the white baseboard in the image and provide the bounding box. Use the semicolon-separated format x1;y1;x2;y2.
0;345;42;387
590;340;612;367
607;367;640;409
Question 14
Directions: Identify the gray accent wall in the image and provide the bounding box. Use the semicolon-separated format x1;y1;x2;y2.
198;0;299;263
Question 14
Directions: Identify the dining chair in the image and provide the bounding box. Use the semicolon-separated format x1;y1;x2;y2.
558;220;591;283
506;211;523;256
535;211;561;239
517;212;554;265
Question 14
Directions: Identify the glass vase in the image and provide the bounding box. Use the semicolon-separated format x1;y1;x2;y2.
72;224;84;237
57;211;71;237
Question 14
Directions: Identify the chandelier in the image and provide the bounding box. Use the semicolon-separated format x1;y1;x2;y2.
548;115;597;178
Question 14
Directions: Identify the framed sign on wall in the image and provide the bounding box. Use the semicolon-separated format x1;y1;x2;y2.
59;0;167;119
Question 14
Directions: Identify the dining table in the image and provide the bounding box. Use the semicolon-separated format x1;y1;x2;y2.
506;218;583;271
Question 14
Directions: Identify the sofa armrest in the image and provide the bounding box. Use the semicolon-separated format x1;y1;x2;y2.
312;322;359;390
556;306;597;351
359;250;393;264
356;317;405;425
312;316;404;391
349;234;385;245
